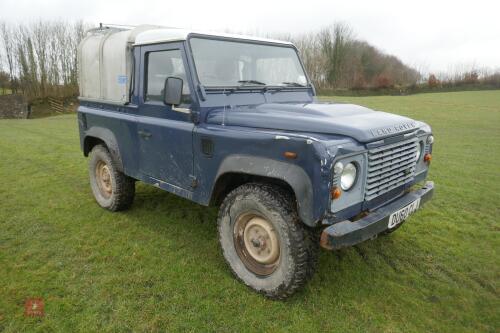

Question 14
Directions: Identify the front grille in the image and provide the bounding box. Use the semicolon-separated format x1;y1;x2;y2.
365;139;418;200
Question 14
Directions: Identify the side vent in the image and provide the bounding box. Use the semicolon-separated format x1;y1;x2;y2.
201;138;214;157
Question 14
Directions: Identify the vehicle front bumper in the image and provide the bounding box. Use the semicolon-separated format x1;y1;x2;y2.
320;181;434;250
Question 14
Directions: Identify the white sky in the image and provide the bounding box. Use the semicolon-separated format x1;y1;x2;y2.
1;0;499;73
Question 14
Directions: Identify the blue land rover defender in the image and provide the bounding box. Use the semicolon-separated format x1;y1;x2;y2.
77;25;434;299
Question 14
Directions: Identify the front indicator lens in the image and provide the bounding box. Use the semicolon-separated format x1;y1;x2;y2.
330;186;342;200
340;163;357;191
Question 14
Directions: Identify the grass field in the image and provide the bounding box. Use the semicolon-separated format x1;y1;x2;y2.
0;91;499;332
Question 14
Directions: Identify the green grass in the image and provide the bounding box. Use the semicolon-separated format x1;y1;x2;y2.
0;91;499;332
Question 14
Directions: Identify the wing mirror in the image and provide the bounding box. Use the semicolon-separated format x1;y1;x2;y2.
163;77;183;106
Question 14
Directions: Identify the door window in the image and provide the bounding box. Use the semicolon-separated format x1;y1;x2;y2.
144;49;191;104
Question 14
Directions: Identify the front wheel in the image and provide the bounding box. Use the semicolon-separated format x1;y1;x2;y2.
217;183;318;299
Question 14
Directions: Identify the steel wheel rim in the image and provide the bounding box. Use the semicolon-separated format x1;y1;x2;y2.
95;160;112;198
234;212;280;276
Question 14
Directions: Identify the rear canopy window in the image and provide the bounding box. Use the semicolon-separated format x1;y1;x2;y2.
189;38;307;87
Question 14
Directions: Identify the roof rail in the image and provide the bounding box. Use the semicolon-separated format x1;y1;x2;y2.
83;23;133;36
99;23;138;29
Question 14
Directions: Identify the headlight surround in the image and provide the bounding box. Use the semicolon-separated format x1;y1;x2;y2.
416;142;423;162
340;162;357;191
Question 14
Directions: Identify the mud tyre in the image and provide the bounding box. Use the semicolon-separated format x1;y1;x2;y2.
217;183;318;299
88;144;135;211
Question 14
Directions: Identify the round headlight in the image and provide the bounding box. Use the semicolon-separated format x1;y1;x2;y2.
427;135;434;144
416;142;422;161
340;163;357;191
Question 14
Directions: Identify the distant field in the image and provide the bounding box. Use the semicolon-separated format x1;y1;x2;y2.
0;91;498;332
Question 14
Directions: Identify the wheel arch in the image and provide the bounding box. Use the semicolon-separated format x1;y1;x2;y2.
210;155;316;226
83;127;124;172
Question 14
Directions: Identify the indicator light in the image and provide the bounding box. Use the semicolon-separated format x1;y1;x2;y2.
331;186;342;200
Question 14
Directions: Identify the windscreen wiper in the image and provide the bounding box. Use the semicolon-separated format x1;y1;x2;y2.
237;80;266;86
281;81;306;87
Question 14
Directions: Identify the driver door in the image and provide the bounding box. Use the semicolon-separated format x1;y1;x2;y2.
136;42;195;190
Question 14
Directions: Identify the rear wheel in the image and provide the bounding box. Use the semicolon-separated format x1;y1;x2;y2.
218;183;318;299
89;144;135;211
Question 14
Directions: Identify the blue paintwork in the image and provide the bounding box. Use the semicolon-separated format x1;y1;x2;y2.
77;34;432;227
205;102;417;143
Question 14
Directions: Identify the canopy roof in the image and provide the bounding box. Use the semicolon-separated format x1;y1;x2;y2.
133;27;293;46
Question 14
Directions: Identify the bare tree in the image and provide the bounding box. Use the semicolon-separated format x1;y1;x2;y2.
318;23;353;88
0;20;88;100
32;21;50;97
293;32;328;88
0;22;17;92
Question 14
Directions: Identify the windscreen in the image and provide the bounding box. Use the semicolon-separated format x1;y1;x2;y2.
190;37;308;87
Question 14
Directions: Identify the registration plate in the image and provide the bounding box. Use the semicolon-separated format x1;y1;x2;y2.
388;198;421;229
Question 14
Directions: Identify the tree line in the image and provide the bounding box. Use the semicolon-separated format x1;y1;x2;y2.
287;23;499;93
0;20;86;99
290;23;421;90
0;20;498;100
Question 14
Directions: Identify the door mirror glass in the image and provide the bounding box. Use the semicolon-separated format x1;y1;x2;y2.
163;77;183;106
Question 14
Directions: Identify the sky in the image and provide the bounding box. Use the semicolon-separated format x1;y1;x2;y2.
1;0;499;73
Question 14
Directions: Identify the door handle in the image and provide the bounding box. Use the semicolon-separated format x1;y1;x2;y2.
138;130;152;139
